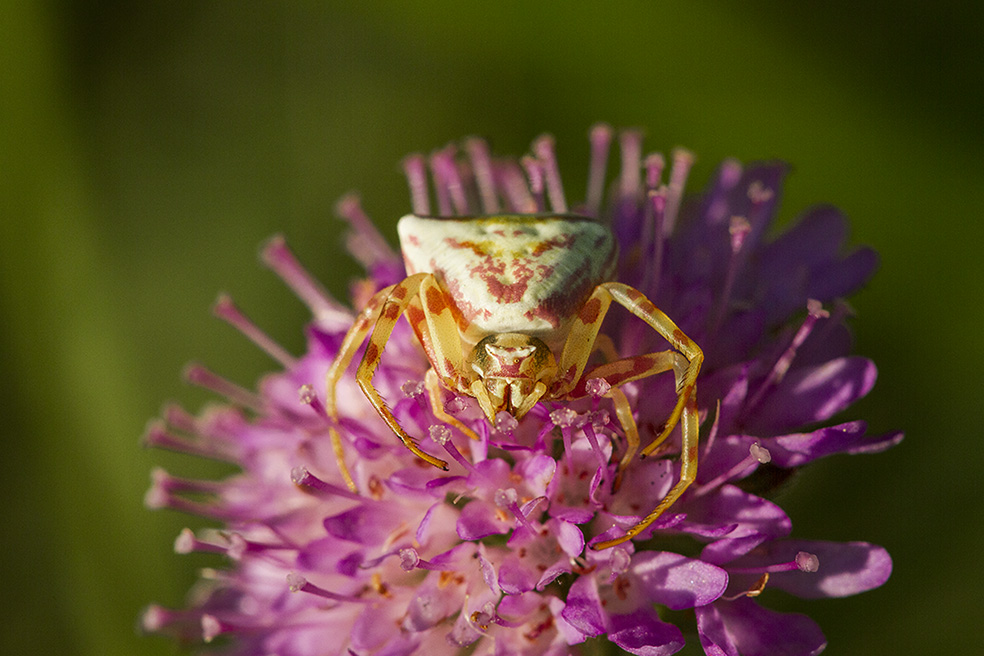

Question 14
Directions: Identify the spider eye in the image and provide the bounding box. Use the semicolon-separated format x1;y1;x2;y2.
485;343;536;362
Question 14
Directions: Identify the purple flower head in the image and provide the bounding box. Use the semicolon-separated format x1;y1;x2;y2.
144;126;899;655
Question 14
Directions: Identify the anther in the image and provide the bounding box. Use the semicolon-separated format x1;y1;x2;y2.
644;153;665;192
494;410;519;433
298;384;333;425
495;488;540;535
549;407;579;428
174;528;224;555
399;547;443;572
429;425;452;445
585;378;612;398
401;380;425;398
444;395;468;415
201;615;223;643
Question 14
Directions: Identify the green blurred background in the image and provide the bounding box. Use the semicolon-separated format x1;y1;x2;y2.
2;2;981;654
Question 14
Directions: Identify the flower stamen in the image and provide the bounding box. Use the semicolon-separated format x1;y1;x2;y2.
533;135;568;214
694;442;772;496
290;466;362;500
465;137;500;214
213;294;296;369
403;154;430;215
261;236;351;326
585;123;613;216
287;573;369;603
746;299;830;412
183;363;263;411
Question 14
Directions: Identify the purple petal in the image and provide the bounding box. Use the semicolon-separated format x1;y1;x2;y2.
609;607;685;656
323;503;402;545
761;205;848;276
351;603;401;650
695;604;740;656
456;500;510;540
476;546;501;596
764;421;901;465
561;576;606;636
766;420;868;466
498;555;538;595
808;247;879;302
404;580;457;631
844;430;904;455
517;454;557;497
748;356;877;433
631;551;729;610
683;486;791;563
700;597;826;656
554;519;585;557
376;636;421;656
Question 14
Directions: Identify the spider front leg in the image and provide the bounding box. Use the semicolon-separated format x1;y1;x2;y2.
325;280;399;491
327;273;451;474
554;282;702;549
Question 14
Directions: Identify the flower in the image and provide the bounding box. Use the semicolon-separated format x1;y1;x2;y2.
143;126;900;655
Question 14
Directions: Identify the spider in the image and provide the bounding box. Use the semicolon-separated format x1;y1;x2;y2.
326;214;701;549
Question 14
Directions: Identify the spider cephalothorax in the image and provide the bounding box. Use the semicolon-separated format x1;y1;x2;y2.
327;214;702;548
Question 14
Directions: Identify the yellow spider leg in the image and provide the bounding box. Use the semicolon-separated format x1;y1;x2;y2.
584;350;688;456
354;273;450;471
581;351;681;485
553;282;702;549
599;283;702;457
325;282;399;491
411;276;481;441
425;369;481;441
593;391;699;549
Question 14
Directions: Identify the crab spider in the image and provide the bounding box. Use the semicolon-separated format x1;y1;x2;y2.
326;214;702;549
